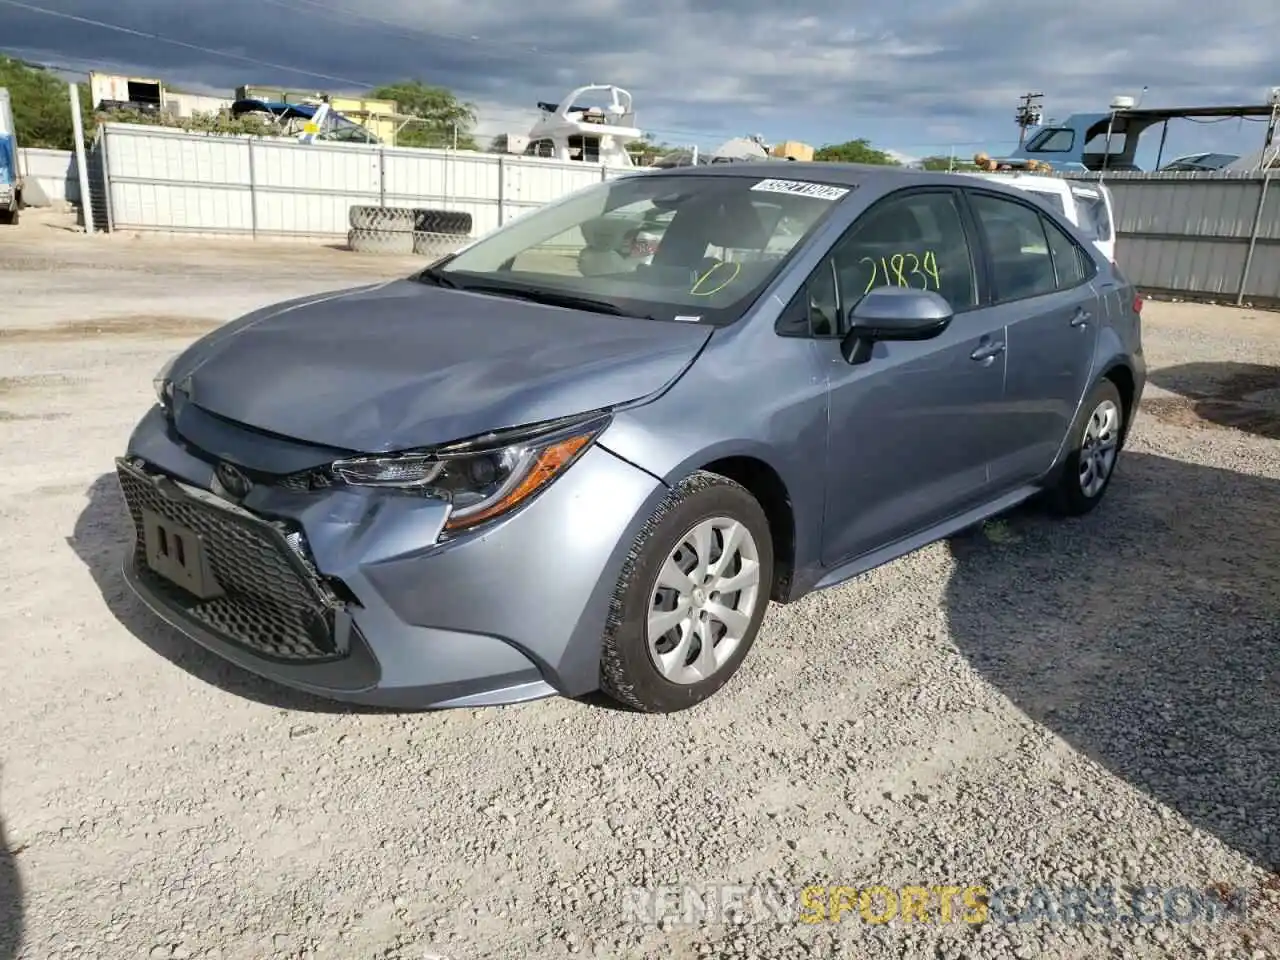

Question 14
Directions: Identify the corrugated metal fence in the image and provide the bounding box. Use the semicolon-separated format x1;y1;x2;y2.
89;122;626;241
1061;170;1279;306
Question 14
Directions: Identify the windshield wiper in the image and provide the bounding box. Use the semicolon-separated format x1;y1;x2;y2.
416;265;460;288
452;283;632;317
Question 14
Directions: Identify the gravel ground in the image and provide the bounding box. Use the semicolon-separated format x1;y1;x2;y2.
0;212;1277;960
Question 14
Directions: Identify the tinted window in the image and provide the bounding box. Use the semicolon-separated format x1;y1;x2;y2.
1042;215;1088;288
969;193;1057;302
1026;128;1074;153
830;191;977;312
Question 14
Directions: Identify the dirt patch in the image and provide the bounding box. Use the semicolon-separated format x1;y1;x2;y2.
1142;364;1280;438
0;315;223;342
0;374;83;396
1143;397;1280;439
0;411;69;422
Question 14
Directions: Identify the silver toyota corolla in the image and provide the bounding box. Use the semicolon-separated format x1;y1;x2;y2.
117;162;1146;713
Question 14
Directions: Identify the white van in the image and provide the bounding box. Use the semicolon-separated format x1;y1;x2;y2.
960;172;1117;264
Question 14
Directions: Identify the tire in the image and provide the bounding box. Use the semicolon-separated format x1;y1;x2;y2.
412;231;466;259
413;208;472;235
348;205;415;232
1046;378;1125;517
0;207;13;226
347;228;414;255
599;471;774;713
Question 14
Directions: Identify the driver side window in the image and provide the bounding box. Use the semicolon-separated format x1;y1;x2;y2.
830;191;978;322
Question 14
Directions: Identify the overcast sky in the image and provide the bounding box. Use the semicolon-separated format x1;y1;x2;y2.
3;0;1279;163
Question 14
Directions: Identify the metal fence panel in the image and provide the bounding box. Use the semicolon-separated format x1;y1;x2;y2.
16;147;79;205
97;123;627;242
1062;170;1278;304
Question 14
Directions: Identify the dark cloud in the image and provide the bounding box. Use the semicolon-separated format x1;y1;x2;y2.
3;0;1278;157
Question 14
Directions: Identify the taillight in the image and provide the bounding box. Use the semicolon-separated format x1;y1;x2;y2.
1132;294;1143;314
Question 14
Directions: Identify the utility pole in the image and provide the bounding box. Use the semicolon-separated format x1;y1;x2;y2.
1015;92;1044;146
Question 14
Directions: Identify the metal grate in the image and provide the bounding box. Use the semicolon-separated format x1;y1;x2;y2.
116;460;344;662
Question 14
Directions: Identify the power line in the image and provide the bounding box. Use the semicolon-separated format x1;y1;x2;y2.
0;0;378;87
259;0;548;61
1014;92;1043;146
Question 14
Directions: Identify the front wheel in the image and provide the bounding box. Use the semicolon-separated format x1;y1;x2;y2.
1046;378;1125;516
599;471;774;713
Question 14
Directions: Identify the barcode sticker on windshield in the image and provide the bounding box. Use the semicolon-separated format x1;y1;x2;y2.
751;179;849;201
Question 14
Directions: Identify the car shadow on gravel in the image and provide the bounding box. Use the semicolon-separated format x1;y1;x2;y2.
0;778;22;960
946;451;1280;874
70;473;396;715
1146;361;1280;440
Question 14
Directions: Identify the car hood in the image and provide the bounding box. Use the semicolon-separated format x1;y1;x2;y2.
168;279;711;453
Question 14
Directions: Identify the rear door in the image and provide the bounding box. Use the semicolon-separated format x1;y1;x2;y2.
961;188;1102;488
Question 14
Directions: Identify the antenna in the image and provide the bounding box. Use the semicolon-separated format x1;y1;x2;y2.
1015;92;1044;145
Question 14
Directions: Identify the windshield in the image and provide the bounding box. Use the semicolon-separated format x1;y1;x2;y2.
426;173;849;324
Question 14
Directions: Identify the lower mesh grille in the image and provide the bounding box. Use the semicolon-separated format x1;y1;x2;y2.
116;460;345;662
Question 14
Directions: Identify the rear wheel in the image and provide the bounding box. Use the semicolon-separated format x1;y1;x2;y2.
1047;378;1125;516
599;471;774;713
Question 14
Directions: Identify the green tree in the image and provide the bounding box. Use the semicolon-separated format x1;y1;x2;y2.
813;138;899;165
94;106;284;138
919;155;979;172
370;80;478;150
0;56;93;149
625;133;677;165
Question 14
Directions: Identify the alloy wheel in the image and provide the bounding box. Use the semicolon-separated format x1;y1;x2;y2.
1078;398;1120;498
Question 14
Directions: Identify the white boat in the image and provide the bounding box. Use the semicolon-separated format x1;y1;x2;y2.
498;84;643;168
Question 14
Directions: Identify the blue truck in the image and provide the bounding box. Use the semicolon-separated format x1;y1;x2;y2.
0;87;21;225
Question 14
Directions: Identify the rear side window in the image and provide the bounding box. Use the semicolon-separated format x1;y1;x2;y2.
969;193;1057;302
1069;186;1113;242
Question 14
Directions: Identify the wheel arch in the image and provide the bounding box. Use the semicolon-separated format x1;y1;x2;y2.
697;454;797;603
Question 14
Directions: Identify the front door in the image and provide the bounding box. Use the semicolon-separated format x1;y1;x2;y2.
818;188;1008;567
963;189;1102;487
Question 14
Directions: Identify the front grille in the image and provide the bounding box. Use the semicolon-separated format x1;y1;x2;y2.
116;461;346;662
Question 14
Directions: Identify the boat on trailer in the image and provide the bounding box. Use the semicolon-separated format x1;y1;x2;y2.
990;90;1280;172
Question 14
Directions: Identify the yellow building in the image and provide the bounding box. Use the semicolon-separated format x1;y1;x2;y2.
235;86;399;143
771;140;816;162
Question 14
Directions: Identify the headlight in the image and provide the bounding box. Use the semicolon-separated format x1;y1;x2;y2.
330;412;610;533
153;354;177;407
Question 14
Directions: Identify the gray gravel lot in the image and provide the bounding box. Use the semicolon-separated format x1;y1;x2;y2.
0;212;1277;960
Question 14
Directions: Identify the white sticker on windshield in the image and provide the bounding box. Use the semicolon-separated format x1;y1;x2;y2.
751;178;849;201
674;315;702;323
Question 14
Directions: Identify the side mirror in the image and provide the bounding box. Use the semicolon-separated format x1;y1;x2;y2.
840;287;954;364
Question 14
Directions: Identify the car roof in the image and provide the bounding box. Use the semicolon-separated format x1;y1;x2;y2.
960;172;1071;193
628;160;951;190
622;161;1112;216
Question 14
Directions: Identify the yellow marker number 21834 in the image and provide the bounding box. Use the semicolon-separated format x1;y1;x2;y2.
860;251;941;292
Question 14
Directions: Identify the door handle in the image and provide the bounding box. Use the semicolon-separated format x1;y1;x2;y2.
1071;308;1091;327
970;341;1006;362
